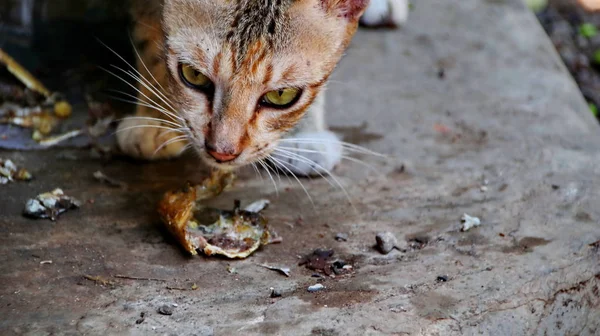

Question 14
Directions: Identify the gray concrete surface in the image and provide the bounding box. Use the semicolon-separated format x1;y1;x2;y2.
2;0;600;335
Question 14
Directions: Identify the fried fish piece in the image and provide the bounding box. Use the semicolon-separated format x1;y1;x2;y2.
158;170;280;258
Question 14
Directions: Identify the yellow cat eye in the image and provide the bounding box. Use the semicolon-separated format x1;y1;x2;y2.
179;64;212;89
262;88;301;108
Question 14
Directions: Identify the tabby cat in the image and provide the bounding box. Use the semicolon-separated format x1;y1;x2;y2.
117;0;408;176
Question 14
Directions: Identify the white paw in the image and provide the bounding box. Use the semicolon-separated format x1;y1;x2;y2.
116;116;189;160
272;131;342;177
360;0;409;27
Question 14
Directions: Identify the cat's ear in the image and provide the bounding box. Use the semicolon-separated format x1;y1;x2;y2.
320;0;370;21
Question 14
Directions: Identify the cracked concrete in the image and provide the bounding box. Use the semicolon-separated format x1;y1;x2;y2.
1;0;600;335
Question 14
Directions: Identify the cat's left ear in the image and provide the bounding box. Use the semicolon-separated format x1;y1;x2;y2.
320;0;370;21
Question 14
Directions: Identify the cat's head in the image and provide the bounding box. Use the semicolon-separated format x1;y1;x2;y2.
161;0;368;168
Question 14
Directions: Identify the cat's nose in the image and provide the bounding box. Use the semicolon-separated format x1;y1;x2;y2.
205;141;240;162
207;150;239;162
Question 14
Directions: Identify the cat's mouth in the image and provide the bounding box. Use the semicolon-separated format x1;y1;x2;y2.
197;145;274;170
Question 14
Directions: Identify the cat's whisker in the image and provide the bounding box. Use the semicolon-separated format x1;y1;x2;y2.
153;134;189;157
271;149;335;189
108;64;182;122
106;91;183;127
250;162;264;182
123;67;177;113
115;116;183;129
130;36;176;107
276;145;380;173
272;148;357;212
279;138;388;158
99;38;177;111
268;156;315;207
112;124;187;136
100;66;182;124
257;159;279;196
179;143;194;156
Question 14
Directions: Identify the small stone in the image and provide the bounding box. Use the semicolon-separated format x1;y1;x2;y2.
460;214;481;232
135;312;146;324
307;284;325;292
376;232;398;254
270;289;282;298
158;305;174;316
436;275;449;282
335;233;348;242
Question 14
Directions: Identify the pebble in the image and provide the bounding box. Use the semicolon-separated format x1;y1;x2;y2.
307;284;325;292
158;304;174;316
436;275;449;282
376;232;398;254
270;289;282;298
335;233;348;241
460;214;481;232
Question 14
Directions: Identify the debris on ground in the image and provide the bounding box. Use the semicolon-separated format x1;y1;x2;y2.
244;199;270;212
259;264;291;277
335;233;348;242
158;304;174;316
0;158;32;184
307;284;325;293
83;275;114;287
0;48;75;143
40;260;53;265
226;265;237;274
375;232;398;254
436;275;449;282
299;249;353;276
135;312;146;324
38;129;83;147
23;188;81;221
158;170;281;258
93;171;127;188
299;249;334;273
460;214;481;231
270;288;282;298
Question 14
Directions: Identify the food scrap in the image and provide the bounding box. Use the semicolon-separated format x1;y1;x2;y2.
0;158;32;184
93;170;127;188
460;213;481;232
23;188;81;221
0;48;74;143
158;170;281;259
259;264;291;277
299;249;353;276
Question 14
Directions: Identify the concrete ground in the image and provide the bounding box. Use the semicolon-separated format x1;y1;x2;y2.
2;0;600;335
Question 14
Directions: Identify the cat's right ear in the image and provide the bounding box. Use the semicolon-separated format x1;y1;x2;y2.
320;0;370;21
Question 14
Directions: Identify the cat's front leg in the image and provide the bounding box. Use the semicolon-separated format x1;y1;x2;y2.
273;92;343;177
360;0;409;28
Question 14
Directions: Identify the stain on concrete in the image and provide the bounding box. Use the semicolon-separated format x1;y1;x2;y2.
410;292;458;320
502;237;551;254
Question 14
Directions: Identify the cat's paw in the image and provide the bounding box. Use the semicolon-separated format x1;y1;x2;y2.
360;0;409;28
272;131;342;177
116;116;188;160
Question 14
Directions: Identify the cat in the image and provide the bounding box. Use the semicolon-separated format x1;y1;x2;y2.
117;0;408;176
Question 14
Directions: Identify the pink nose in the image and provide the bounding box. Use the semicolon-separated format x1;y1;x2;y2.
207;150;239;162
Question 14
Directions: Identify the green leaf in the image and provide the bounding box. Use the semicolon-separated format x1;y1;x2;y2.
593;50;600;64
589;103;598;117
579;23;598;38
